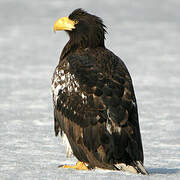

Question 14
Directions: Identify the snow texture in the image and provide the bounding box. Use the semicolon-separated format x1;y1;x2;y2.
0;0;180;179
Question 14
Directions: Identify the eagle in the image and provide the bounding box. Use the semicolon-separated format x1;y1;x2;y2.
52;9;148;175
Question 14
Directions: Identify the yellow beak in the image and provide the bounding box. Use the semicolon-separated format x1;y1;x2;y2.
53;17;77;32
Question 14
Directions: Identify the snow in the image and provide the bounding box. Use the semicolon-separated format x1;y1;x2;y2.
0;0;180;179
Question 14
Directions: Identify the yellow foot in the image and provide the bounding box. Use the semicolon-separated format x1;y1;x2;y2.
59;161;88;170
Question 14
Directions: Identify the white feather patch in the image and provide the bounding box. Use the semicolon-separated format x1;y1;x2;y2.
106;109;121;134
52;67;80;106
114;163;138;174
62;133;73;158
106;109;112;134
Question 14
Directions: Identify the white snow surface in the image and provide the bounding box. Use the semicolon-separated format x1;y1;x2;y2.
0;0;180;179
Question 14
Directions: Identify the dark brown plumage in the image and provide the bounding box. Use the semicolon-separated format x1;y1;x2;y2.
52;9;148;175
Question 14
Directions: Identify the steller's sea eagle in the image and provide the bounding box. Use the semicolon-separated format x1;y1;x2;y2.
52;8;148;175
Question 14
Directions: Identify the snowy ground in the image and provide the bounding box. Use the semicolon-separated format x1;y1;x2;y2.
0;0;180;179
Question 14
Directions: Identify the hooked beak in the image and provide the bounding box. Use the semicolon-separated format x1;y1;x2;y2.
53;17;77;32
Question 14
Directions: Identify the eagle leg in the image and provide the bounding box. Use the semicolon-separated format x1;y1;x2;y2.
59;161;89;170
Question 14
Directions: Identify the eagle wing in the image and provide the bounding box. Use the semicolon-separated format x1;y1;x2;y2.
52;51;143;169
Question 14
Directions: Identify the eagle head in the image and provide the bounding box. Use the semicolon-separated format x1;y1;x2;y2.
54;8;107;48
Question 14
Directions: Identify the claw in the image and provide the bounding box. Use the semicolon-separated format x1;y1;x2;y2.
59;161;88;170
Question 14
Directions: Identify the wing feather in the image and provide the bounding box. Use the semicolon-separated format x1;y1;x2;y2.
52;49;144;167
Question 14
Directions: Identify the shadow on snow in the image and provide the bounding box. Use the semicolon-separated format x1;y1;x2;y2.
148;168;180;175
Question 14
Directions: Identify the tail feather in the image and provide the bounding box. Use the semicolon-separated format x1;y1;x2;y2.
114;161;149;175
131;161;149;175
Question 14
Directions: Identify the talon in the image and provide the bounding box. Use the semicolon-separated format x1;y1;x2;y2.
59;161;88;170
